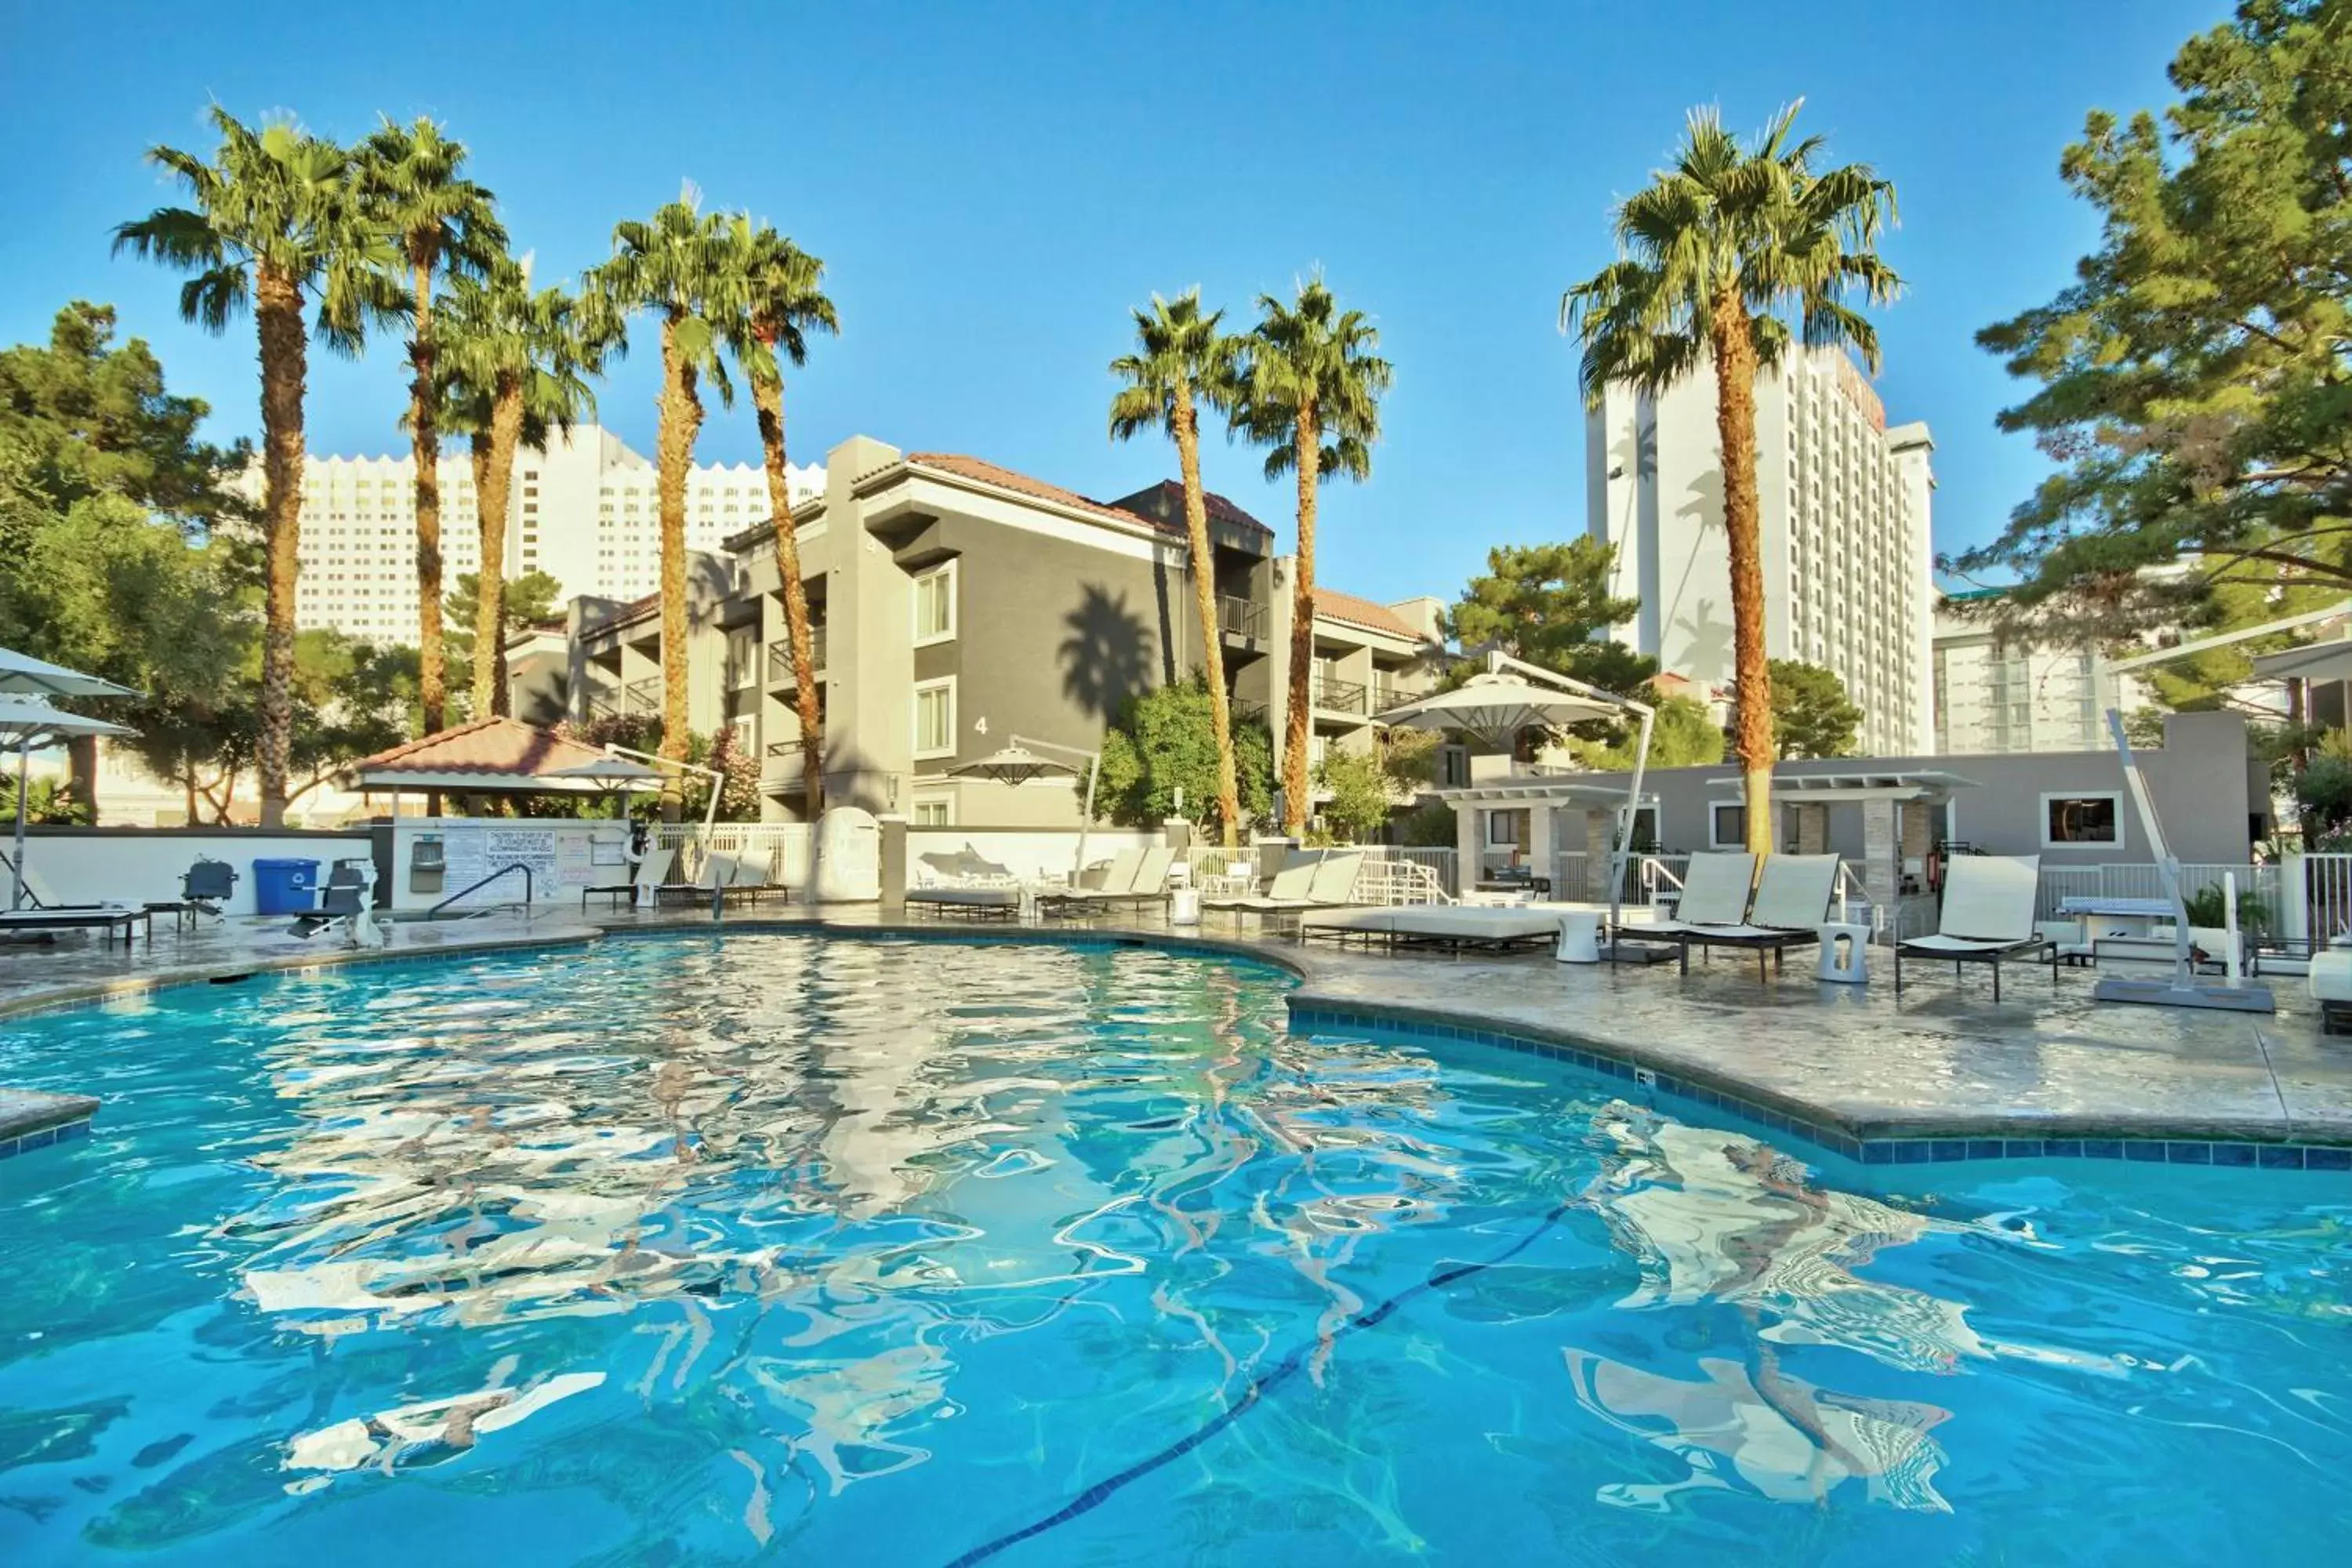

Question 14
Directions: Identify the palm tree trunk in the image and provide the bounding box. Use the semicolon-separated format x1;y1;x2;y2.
1174;389;1240;848
409;252;446;731
655;313;702;796
1710;286;1775;857
1282;405;1321;836
471;378;524;717
751;366;823;814
253;261;307;829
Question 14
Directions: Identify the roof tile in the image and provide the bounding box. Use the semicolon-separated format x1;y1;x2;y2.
351;717;620;779
906;453;1175;536
1313;587;1422;641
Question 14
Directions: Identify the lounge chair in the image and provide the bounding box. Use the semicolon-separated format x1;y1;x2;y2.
1203;851;1364;919
720;847;793;906
1300;902;1567;951
655;849;735;909
906;845;1022;920
1043;847;1177;917
1894;854;2059;1001
1609;851;1756;966
0;855;150;946
1624;854;1842;979
584;846;673;911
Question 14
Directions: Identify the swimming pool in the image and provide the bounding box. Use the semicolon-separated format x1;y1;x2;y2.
0;931;2346;1563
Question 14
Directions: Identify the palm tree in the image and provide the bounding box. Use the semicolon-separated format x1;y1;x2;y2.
586;191;733;777
1562;103;1898;855
714;215;837;809
1232;278;1391;836
1109;290;1246;847
437;258;603;716
114;109;396;827
360;117;505;734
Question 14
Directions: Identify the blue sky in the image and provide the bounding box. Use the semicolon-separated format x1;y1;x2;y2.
2;0;2225;606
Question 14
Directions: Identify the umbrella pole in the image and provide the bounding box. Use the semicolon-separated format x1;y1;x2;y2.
1073;753;1098;886
1608;702;1653;941
12;742;27;910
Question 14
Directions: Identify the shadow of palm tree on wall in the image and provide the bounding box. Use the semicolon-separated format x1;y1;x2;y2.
1058;585;1155;720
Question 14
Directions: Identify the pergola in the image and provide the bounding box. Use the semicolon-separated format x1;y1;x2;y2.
1432;775;1657;896
1698;768;1978;910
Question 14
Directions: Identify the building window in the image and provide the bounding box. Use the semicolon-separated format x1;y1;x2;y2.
913;677;956;758
913;561;957;644
912;797;953;827
1709;802;1747;848
2042;792;2123;848
1486;808;1530;851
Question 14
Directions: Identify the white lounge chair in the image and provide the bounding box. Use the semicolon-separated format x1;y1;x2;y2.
1044;847;1178;916
0;857;150;946
1895;854;2058;1001
1610;851;1755;958
584;846;672;911
1300;902;1567;951
1629;854;1842;979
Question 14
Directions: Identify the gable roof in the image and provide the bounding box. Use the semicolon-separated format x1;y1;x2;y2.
906;452;1177;537
1105;481;1275;544
1313;587;1421;641
349;717;619;781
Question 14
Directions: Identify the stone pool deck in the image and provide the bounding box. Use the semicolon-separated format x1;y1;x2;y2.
4;903;2350;1164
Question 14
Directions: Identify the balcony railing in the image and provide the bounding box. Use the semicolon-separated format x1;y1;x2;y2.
1218;594;1269;642
764;736;811;790
1370;679;1406;715
767;626;829;686
1310;675;1368;715
622;677;662;716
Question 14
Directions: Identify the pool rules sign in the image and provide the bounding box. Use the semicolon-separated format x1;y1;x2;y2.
435;825;597;905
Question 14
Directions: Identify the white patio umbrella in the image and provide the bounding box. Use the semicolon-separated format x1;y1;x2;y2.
949;736;1102;884
1376;651;1656;942
0;647;139;700
1;696;139;910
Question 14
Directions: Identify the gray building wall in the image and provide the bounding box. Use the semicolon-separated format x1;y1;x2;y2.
1617;711;2268;866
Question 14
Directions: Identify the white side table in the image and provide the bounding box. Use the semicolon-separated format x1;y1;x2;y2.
1555;909;1602;964
1817;920;1870;984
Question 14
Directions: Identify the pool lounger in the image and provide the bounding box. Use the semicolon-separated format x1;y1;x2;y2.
1894;854;2059;1002
1299;904;1565;952
905;886;1021;920
1202;851;1364;918
1610;854;1842;980
1040;848;1178;918
0;905;152;946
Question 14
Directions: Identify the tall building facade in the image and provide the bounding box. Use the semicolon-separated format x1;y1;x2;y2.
1932;590;2140;754
289;426;821;641
1583;345;1936;755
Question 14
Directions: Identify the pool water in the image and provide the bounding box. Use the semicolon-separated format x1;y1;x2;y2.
1;934;2347;1564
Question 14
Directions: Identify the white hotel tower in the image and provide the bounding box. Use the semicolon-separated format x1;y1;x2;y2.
290;426;821;641
1583;345;1936;756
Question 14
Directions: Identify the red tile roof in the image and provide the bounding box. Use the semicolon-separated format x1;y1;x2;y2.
1109;481;1274;543
1313;587;1421;641
906;453;1175;536
350;717;619;779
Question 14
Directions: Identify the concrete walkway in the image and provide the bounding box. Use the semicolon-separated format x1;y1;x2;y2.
4;903;2349;1159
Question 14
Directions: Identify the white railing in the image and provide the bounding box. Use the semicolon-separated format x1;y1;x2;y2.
1179;843;1457;897
2299;852;2352;942
2031;861;2282;924
1354;857;1454;906
654;822;812;884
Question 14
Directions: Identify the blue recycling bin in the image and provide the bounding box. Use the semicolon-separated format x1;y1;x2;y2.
252;858;321;916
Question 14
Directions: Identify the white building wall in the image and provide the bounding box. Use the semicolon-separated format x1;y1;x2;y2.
1932;608;2139;754
290;426;820;641
1584;345;1935;756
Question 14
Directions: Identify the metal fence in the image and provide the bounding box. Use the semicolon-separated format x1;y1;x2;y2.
2031;861;2282;924
1182;843;1457;898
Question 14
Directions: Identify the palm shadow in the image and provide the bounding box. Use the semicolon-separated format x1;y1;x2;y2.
1058;585;1154;720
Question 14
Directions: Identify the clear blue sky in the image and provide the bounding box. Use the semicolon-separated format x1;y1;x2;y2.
1;0;2225;606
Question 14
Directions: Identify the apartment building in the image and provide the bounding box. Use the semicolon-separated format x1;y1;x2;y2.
565;435;1440;826
1584;344;1936;755
1932;589;2142;754
288;426;821;641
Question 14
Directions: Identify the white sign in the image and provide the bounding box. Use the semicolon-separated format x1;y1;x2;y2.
437;825;599;905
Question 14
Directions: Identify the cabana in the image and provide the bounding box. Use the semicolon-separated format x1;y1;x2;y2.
344;719;662;811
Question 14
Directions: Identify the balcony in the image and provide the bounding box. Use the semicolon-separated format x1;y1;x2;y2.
764;736;811;790
622;677;661;717
1310;675;1368;716
767;626;829;687
1371;678;1408;715
1218;594;1269;643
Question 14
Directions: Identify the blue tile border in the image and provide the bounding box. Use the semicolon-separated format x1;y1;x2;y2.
0;1115;92;1161
1287;1000;2352;1174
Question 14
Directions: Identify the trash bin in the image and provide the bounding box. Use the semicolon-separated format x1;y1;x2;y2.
252;858;321;916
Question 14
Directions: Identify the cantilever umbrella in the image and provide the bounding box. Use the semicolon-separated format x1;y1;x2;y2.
949;738;1102;883
1;695;138;910
1375;652;1657;942
0;648;139;701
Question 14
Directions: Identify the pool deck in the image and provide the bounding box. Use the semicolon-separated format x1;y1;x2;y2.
4;903;2350;1160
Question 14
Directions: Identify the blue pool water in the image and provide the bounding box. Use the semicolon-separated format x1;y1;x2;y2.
0;932;2347;1564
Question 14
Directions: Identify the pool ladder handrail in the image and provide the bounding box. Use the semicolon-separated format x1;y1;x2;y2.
428;862;535;919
